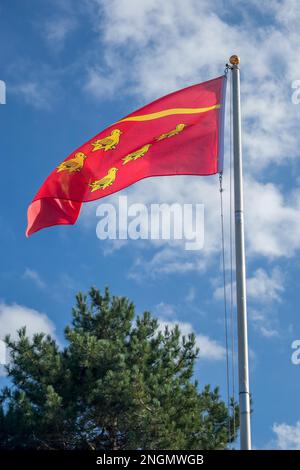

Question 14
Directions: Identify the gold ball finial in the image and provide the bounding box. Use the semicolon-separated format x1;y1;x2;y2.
229;55;240;65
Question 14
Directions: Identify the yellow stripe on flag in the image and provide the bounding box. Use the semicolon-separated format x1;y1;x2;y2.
118;104;220;123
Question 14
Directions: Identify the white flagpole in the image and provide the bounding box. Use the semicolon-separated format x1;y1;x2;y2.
229;55;251;450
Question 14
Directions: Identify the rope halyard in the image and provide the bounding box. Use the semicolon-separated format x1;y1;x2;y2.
219;171;231;443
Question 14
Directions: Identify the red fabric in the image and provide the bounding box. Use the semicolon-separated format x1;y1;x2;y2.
26;75;226;236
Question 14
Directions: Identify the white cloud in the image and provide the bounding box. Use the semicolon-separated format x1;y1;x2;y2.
259;325;279;338
129;246;207;280
272;420;300;449
43;17;76;48
23;268;46;290
151;293;226;362
0;302;57;342
84;66;122;99
158;319;226;361
245;181;300;259
195;333;226;361
38;0;79;49
214;267;284;304
247;268;284;303
249;308;280;339
12;82;53;110
0;339;6;366
0;302;57;374
213;267;284;338
186;287;196;303
153;302;176;318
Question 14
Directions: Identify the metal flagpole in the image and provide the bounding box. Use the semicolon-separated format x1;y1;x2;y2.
229;55;251;450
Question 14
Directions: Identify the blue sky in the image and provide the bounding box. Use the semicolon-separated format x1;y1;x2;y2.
1;0;300;449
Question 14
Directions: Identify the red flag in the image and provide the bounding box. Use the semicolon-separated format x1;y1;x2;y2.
26;75;226;236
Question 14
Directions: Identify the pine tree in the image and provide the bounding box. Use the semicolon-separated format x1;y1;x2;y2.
0;287;238;449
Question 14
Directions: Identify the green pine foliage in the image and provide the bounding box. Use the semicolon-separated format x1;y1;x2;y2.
0;287;239;449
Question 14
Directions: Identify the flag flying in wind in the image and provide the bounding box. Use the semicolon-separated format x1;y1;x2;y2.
26;75;226;236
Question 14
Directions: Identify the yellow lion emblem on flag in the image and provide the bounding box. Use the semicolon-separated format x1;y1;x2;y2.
156;123;186;141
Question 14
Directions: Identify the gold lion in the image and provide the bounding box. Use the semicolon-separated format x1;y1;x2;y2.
57;152;87;173
91;129;122;152
122;144;152;165
89;167;118;192
156;123;186;141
